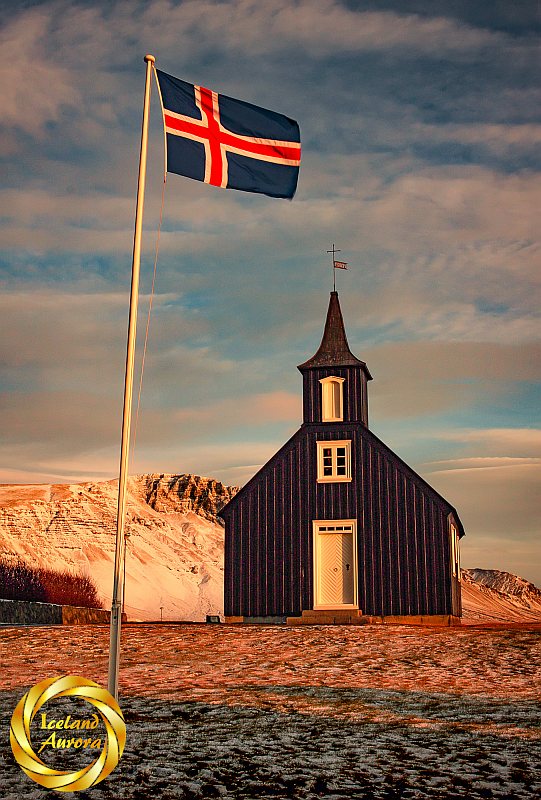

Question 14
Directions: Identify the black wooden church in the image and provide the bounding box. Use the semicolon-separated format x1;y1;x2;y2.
220;292;464;625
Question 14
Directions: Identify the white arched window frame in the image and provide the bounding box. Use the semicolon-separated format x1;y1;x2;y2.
319;376;345;422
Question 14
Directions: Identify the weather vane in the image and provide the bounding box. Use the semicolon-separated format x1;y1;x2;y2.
327;244;348;291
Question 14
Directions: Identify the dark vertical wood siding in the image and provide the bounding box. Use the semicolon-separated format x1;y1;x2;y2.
223;423;457;618
302;367;369;426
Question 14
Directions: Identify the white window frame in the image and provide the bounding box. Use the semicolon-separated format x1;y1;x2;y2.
317;440;352;483
313;519;358;610
320;376;345;422
450;523;461;581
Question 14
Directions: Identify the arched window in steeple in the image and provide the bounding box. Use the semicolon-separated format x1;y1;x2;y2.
320;376;345;422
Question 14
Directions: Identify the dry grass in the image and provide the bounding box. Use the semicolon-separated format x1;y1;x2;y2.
0;557;102;608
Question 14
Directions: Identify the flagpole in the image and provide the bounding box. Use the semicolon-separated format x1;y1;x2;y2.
108;53;155;700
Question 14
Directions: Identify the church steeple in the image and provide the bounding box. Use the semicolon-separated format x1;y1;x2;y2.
298;291;372;374
298;291;372;426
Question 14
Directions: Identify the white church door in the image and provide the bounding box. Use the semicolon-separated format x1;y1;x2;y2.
313;520;358;609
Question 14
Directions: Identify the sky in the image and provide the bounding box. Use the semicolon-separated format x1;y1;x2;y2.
1;0;540;584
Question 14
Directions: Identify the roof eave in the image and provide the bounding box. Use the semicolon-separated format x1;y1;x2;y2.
297;360;373;380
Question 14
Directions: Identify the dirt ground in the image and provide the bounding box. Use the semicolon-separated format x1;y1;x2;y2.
1;623;540;799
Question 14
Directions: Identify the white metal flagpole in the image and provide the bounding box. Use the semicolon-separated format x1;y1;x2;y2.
108;53;155;700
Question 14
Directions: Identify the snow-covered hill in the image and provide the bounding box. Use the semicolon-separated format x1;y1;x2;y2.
0;474;236;622
461;568;541;623
1;475;539;624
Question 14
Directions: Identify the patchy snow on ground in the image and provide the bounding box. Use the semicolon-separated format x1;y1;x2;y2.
1;623;540;799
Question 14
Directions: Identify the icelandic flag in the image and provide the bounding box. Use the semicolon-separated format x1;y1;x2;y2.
155;70;301;199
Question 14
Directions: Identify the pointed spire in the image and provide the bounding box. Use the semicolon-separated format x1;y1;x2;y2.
298;292;372;377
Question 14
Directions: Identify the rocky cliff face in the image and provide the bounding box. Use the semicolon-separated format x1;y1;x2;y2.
138;473;238;522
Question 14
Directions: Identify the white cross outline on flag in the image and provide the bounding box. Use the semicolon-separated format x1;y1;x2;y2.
158;84;301;188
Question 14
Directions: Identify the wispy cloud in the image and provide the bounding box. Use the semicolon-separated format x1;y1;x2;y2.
434;427;541;457
424;457;541;473
425;450;540;583
1;10;79;134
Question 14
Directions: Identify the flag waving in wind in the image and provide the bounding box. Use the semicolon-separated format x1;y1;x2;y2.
155;70;301;199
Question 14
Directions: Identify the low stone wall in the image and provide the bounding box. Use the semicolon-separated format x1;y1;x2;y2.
227;612;462;627
0;599;126;625
0;598;63;625
61;605;127;625
363;614;462;626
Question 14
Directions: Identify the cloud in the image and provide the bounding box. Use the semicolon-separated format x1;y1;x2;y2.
426;457;541;472
460;533;541;588
0;10;79;134
416;426;541;582
359;168;541;249
428;459;540;565
419;429;541;585
173;391;299;427
0;283;301;481
363;342;541;420
0;290;133;382
411;122;541;158
0;0;510;142
170;1;501;57
433;427;541;458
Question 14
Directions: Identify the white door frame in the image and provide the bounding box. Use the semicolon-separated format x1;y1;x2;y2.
313;519;358;610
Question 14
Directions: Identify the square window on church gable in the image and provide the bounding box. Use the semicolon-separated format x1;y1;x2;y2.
317;440;351;482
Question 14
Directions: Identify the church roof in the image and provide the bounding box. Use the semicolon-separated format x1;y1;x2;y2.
297;291;373;378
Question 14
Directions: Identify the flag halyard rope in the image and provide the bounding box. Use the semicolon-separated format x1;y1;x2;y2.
131;173;167;458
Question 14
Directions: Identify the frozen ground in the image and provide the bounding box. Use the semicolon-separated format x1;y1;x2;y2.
1;623;540;799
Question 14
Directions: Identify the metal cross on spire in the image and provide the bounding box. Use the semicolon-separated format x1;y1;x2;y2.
327;244;348;291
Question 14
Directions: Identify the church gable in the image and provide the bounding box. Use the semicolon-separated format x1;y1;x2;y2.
222;421;460;619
